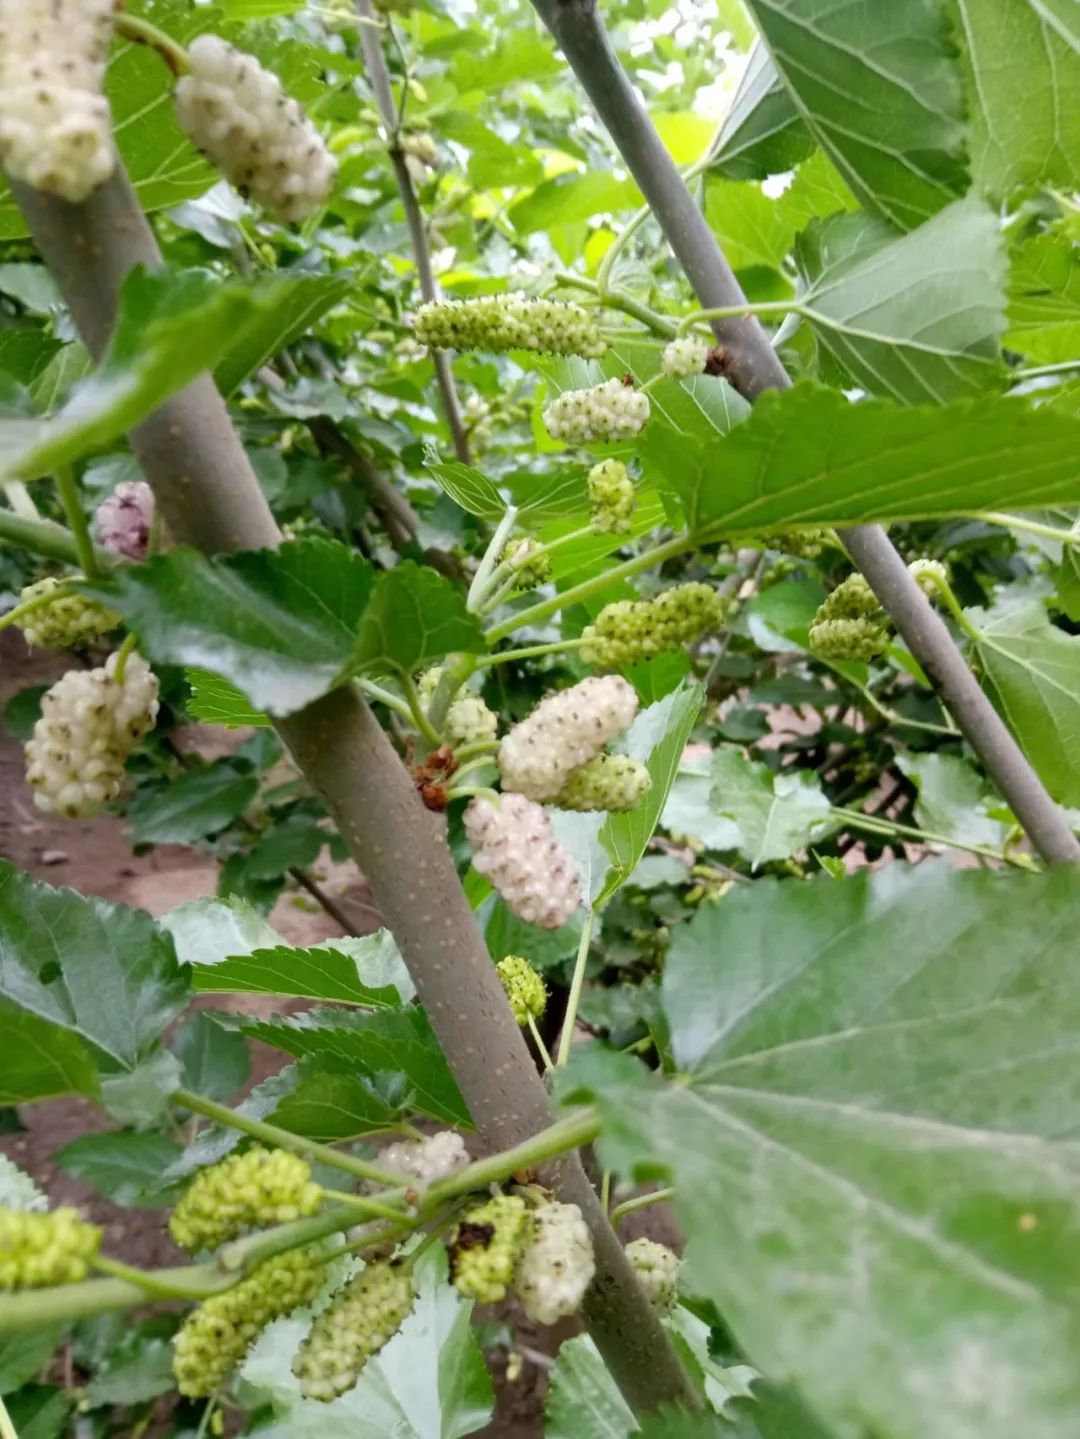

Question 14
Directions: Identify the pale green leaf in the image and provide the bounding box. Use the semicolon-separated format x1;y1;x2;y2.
161;895;283;969
708;747;835;866
185;668;271;728
894;751;1010;848
1007;235;1080;365
128;762;259;845
545;1335;637;1439
711;40;814;181
190;931;413;1006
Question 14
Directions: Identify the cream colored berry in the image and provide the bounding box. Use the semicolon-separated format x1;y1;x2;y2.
625;1237;680;1315
498;675;639;802
660;336;709;380
292;1261;415;1402
464;794;581;930
375;1131;468;1186
513;1202;595;1324
543;378;650;444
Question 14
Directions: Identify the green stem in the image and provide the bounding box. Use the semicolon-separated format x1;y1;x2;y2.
90;1253;217;1301
319;1188;416;1224
1013;359;1080;380
194;1397;218;1439
217;1204;369;1271
3;481;39;521
356;678;415;724
477;637;590;668
112;631;137;684
527;1013;555;1072
676;300;798;336
0;1395;18;1439
0;504;91;567
610;1187;676;1227
0;582;71;633
486;532;699;644
53;465;99;579
451;738;500;762
479;523;597;617
426;653;479;733
113;12;190;73
468;506;519;612
171;1088;408;1189
557;909;595;1068
446;784;500;803
831;806;1033;869
919;570;982;643
973;512;1080;547
401;670;444;747
555;271;676;339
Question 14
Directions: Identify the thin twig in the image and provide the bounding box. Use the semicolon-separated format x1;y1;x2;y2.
287;865;366;934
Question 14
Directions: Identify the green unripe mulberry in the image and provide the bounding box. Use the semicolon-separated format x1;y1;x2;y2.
17;578;117;650
169;1146;322;1254
417;666;498;749
173;1249;325;1398
0;1206;101;1290
293;1261;416;1402
497;955;547;1026
555;753;652;813
587;460;635;534
500;538;552;593
908;557;948;597
808;573;887;661
582;583;728;668
449;1194;532;1303
414;296;605;358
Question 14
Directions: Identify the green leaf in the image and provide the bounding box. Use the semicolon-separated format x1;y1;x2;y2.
426;460;506;521
173;1010;251;1104
227;1008;470;1127
796;198;1006;404
214;273;353;396
708;748;836;866
741;0;968;229
971;597;1080;806
53;1132;182;1208
0;862;187;1072
100;1049;184;1128
185;668;271;728
161;895;283;969
348;563;486;678
957;0;1080;200
82;1338;175;1408
0;1006;101;1105
642;385;1080;534
1007;235;1080;365
0;1329;64;1397
662;752;742;851
242;1246;493;1438
0;1156;45;1212
0;269;339;484
705;178;800;274
190;931;412;1006
564;863;1080;1439
894;751;1010;848
4;1386;68;1439
596;681;705;905
545;1335;637;1439
509;173;641;233
718;1381;840;1438
264;1063;406;1142
711;40;814;181
128;762;259;845
82;539;375;716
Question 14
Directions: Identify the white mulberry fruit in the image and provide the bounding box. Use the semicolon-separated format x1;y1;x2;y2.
625;1237;680;1315
0;0;115;203
497;675;639;802
95;481;155;561
417;667;498;749
513;1201;595;1324
660;336;710;379
555;753;652;813
174;36;337;222
292;1261;415;1402
374;1131;468;1186
587;460;635;534
414;295;605;358
464;793;581;930
544;378;650;445
24;649;159;818
15;578;117;650
169;1146;322;1254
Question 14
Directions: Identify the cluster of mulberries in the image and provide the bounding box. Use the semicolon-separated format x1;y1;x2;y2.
173;1250;324;1398
496;955;547;1026
24;650;159;819
292;1261;416;1402
908;557;948;596
449;1194;532;1303
417;667;498;750
0;0;115;203
500;538;552;593
556;753;652;813
497;675;639;801
173;36;337;221
168;1147;322;1253
660;336;710;380
0;1206;101;1290
581;583;728;668
587;460;635;535
95;481;155;561
414;296;605;358
375;1131;468;1187
809;573;887;662
625;1237;680;1316
544;378;650;445
15;578;117;650
464;793;581;930
514;1201;595;1324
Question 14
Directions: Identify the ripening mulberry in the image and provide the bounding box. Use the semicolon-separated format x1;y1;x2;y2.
173;1249;325;1398
581;583;728;668
0;1205;101;1290
24;650;159;818
417;667;498;749
450;1194;533;1303
375;1131;468;1186
544;378;650;445
587;460;635;534
500;538;552;593
808;573;887;660
174;36;337;222
497;675;639;802
513;1202;595;1324
414;296;605;358
169;1147;322;1254
496;955;547;1026
625;1237;680;1315
555;753;651;813
464;793;581;930
660;336;709;380
0;0;115;203
95;481;155;561
15;578;117;650
908;557;947;596
292;1261;416;1402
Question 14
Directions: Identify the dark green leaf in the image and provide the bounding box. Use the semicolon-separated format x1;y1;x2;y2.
711;40;814;180
128;763;259;845
82;1338;175;1408
0;1329;63;1397
0;1005;100;1105
545;1335;636;1439
173;1010;251;1103
54;1131;182;1208
214;273;353;396
348;562;486;678
82;539;375;716
4;1386;68;1439
190;931;411;1006
266;1065;404;1142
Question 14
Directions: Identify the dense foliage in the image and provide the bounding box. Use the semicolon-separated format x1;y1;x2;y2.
0;0;1079;1436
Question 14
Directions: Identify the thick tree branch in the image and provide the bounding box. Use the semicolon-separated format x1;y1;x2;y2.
10;168;697;1417
526;0;1080;867
354;0;472;464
